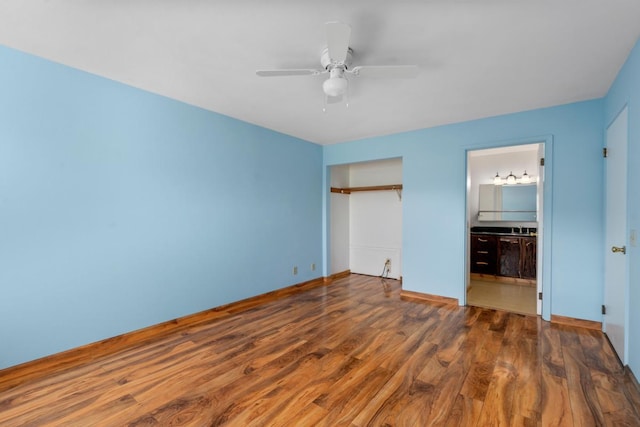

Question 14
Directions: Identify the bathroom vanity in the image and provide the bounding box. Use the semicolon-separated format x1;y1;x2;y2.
470;227;537;280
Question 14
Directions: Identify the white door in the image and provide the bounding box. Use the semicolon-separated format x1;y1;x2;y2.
604;106;628;363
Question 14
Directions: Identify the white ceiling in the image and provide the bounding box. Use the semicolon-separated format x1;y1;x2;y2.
1;1;639;145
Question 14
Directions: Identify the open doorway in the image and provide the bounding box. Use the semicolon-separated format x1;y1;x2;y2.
329;158;403;281
466;144;543;316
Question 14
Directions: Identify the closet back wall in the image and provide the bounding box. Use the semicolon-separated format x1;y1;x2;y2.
348;159;402;279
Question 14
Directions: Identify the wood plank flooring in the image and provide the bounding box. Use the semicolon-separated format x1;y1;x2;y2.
1;274;639;426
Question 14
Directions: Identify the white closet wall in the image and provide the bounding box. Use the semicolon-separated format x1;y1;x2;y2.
349;159;402;279
330;165;350;275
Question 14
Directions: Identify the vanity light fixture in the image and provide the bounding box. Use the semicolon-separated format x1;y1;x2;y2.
493;170;535;185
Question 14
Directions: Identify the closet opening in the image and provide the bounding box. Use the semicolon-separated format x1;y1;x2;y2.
328;158;402;284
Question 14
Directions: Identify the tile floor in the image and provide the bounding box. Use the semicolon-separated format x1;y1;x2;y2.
467;278;537;315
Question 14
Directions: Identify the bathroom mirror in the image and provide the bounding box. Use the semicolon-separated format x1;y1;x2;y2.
478;183;536;221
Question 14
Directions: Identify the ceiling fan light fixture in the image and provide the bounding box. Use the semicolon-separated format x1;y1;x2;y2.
323;75;348;97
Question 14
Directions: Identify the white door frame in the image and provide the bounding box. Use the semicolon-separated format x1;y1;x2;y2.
464;140;549;318
536;143;545;315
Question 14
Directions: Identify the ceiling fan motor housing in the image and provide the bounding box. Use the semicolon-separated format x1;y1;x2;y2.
321;47;352;97
321;47;353;70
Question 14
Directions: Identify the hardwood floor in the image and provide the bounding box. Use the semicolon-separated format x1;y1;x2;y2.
1;274;639;426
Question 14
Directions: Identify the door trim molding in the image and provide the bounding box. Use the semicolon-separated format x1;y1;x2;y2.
464;135;553;320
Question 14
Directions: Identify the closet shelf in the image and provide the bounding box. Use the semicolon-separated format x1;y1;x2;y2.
331;184;402;194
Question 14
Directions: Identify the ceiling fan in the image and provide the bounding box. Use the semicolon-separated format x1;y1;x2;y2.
256;22;419;109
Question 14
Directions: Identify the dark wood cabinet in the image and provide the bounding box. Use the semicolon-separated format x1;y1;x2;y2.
498;237;521;277
470;235;497;275
520;236;537;279
471;233;536;280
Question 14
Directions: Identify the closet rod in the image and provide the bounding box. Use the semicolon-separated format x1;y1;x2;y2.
331;184;403;194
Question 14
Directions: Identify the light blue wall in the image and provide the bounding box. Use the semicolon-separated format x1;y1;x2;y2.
324;100;605;323
605;37;640;373
0;46;323;369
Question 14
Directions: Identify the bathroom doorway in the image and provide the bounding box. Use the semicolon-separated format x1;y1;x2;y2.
466;143;543;316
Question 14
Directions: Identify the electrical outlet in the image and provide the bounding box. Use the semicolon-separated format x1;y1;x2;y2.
293;266;298;275
385;258;391;271
311;263;316;271
631;229;638;247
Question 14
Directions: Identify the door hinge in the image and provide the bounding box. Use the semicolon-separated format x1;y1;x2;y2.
602;304;606;315
539;157;545;166
538;292;543;300
603;147;608;158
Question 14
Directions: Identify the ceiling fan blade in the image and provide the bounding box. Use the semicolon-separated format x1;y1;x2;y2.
256;69;321;77
326;22;351;63
348;65;419;78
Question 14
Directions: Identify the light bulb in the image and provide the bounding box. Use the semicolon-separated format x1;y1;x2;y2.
494;172;502;185
322;76;348;97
